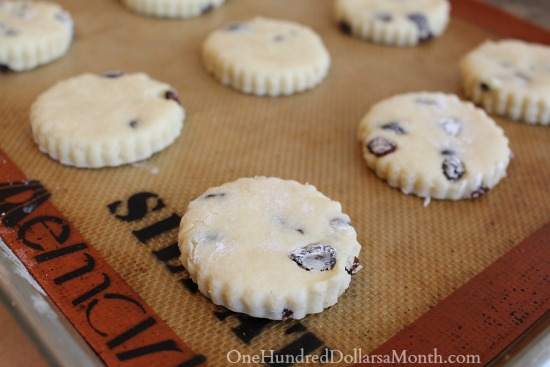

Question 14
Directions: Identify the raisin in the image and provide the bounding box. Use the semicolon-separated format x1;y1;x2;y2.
339;21;352;35
374;12;393;22
367;137;397;157
480;82;491;92
225;23;250;32
129;120;138;128
203;192;226;200
438;118;463;137
282;309;293;320
407;13;433;42
471;186;489;199
102;70;124;78
201;4;213;14
345;257;362;275
289;244;336;272
441;149;456;156
164;90;182;105
4;28;19;36
442;156;465;181
381;121;406;135
0;64;12;73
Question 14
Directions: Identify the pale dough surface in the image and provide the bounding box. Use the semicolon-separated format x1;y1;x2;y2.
358;92;511;200
0;0;73;71
460;39;550;125
334;0;450;46
120;0;224;19
178;177;362;320
30;72;185;168
202;17;331;96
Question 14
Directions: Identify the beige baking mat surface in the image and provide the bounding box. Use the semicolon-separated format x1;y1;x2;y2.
1;0;550;365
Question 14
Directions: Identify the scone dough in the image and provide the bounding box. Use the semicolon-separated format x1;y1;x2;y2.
30;72;185;168
202;17;331;97
120;0;224;19
178;177;362;320
358;92;511;200
334;0;450;47
0;0;73;71
460;39;550;125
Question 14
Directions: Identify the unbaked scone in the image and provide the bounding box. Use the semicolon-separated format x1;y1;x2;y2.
120;0;224;19
30;71;185;168
202;17;331;97
460;39;550;125
334;0;450;47
178;177;362;320
358;92;511;200
0;0;73;72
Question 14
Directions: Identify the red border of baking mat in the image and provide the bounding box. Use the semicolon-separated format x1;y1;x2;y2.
0;148;207;367
355;222;549;366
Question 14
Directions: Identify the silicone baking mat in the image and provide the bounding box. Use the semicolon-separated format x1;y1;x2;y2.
1;0;549;366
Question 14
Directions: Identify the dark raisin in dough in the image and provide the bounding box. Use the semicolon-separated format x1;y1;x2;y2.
225;23;250;32
201;4;213;14
480;82;491;92
289;244;337;272
203;192;226;200
0;64;12;73
367;137;398;157
407;13;433;42
471;186;489;199
282;309;294;320
102;70;124;78
164;90;182;105
345;257;362;275
381;121;406;135
4;28;19;36
441;149;456;156
374;12;393;22
339;20;352;35
442;156;465;181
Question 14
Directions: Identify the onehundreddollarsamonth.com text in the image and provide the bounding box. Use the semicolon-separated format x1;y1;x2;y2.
226;348;482;365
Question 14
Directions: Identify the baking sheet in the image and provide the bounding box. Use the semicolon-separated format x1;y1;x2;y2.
1;0;549;366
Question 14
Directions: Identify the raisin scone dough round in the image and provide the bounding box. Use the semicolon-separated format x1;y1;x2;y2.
358;92;511;200
30;72;185;168
120;0;224;19
178;177;363;320
0;1;73;72
334;0;450;47
460;39;550;125
202;17;331;97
